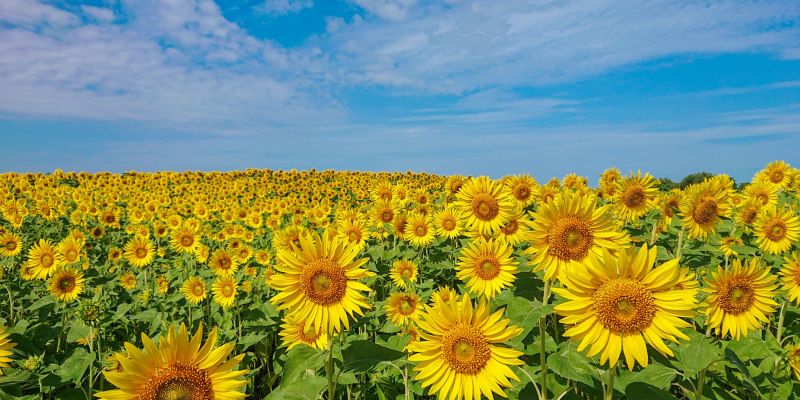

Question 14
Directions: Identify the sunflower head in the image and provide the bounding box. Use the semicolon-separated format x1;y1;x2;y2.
385;292;423;326
454;176;515;236
49;268;85;303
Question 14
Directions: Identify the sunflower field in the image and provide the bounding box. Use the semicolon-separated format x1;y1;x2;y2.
0;162;799;400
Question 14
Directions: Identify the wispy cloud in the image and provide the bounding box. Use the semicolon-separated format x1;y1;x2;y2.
257;0;314;16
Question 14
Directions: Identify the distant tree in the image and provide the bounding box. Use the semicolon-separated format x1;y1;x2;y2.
679;172;714;189
656;177;678;191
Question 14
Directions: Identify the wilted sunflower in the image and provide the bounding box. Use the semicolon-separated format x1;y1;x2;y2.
704;258;778;340
554;245;697;370
96;323;247;400
0;232;21;257
409;295;523;400
779;253;800;305
679;181;731;239
753;206;800;255
613;171;659;223
279;314;328;350
385;292;423;326
212;275;237;309
454;176;515;236
0;326;14;375
49;268;85;303
25;239;61;280
181;277;207;305
123;235;155;268
209;248;239;276
271;231;375;334
456;238;517;299
404;212;435;247
390;259;418;288
525;191;630;281
433;206;464;239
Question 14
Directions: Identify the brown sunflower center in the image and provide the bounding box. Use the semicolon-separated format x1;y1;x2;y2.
548;217;593;261
5;240;16;251
398;297;416;315
180;234;194;247
40;253;54;268
621;186;646;208
470;193;500;221
104;214;115;223
302;259;348;305
765;219;787;241
379;189;392;201
301;323;321;342
717;279;755;315
401;267;412;279
347;230;360;242
475;257;501;280
65;249;78;262
442;216;456;231
500;219;519;235
755;193;769;206
413;223;428;237
192;284;204;297
692;197;718;224
512;184;531;201
379;209;394;223
441;324;490;375
592;278;655;334
770;170;784;183
136;247;147;259
58;276;76;291
143;363;212;400
221;283;234;297
741;208;758;224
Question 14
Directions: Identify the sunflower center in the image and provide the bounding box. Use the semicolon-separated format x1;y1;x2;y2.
442;216;456;231
500;219;519;235
104;215;115;223
548;217;593;261
621;186;646;208
742;208;758;224
59;276;76;291
770;170;784;183
399;298;416;315
470;193;500;221
192;285;204;297
302;259;348;305
475;257;501;280
40;253;54;268
136;248;147;259
755;193;768;205
692;197;718;224
592;278;655;334
401;267;412;279
513;185;531;201
765;219;787;241
718;279;755;315
380;209;394;223
414;224;427;237
143;363;212;400
5;240;16;251
222;283;234;297
441;324;490;375
348;230;360;242
65;249;78;262
180;235;194;247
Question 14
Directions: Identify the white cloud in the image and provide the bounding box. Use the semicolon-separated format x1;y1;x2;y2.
350;0;418;20
0;0;78;26
80;5;115;22
257;0;314;16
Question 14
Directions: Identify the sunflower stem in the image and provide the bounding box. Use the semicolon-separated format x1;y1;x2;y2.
648;220;658;246
57;304;67;353
88;328;94;399
604;364;616;400
5;278;13;323
403;360;410;400
326;342;336;400
776;300;787;345
540;280;551;400
675;229;684;260
694;367;706;400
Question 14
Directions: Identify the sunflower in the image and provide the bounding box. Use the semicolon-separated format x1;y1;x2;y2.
271;231;375;334
779;253;800;305
505;174;537;210
734;198;763;230
755;160;792;189
743;181;779;208
433;206;464;239
108;247;123;263
679;181;731;239
613;171;658;223
404;212;435;247
445;175;467;198
25;239;61;280
719;236;743;258
212;276;237;309
454;176;515;236
599;168;622;198
524;191;630;281
704;258;778;340
57;236;83;265
123;235;155;268
494;212;533;246
49;268;85;303
430;286;458;309
385;292;423;326
182;277;207;305
337;218;367;251
156;275;169;295
753;206;800;255
96;323;247;400
456;239;517;299
279;314;329;350
0;326;14;376
371;200;396;228
788;343;800;381
390;259;418;288
659;189;682;221
209;248;239;276
536;184;559;205
408;294;523;400
0;232;21;257
170;225;200;254
119;272;137;291
554;245;698;370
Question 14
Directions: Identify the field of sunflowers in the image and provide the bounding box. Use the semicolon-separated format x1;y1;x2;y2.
0;161;799;400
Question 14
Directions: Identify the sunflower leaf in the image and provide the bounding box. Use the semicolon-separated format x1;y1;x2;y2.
341;340;405;373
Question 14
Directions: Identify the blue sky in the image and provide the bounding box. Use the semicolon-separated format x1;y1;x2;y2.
1;0;799;182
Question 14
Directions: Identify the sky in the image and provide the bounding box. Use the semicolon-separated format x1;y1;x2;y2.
1;0;799;182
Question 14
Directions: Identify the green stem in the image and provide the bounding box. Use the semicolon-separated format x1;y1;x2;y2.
604;364;616;400
5;279;13;323
326;343;336;400
648;220;658;246
88;328;94;400
694;367;706;400
675;229;684;260
540;280;551;400
56;305;67;353
403;361;410;400
776;301;787;345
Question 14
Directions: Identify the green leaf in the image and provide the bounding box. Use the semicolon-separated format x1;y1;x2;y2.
341;340;405;373
615;363;676;391
725;333;776;363
238;333;268;351
504;296;553;343
266;376;328;400
55;348;94;383
674;329;723;377
280;346;326;388
547;341;596;386
625;382;678;400
27;296;55;312
66;320;91;343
